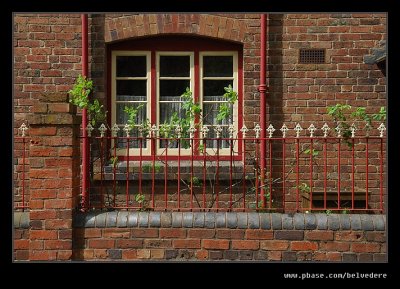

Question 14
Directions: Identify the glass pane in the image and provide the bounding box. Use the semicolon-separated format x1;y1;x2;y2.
160;80;190;100
117;80;147;101
203;80;233;101
159;102;185;124
203;56;233;77
116;128;147;149
116;56;146;77
203;103;232;126
160;56;190;77
206;128;230;149
116;103;147;125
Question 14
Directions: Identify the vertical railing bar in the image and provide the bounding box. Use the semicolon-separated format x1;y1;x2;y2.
87;133;91;210
255;139;259;210
269;139;272;209
282;139;286;212
296;138;300;212
216;138;220;210
323;138;327;210
337;140;341;210
151;136;155;209
100;137;104;209
22;136;26;211
126;136;130;209
165;139;168;209
351;138;355;210
113;136;117;208
229;138;233;210
380;138;383;212
177;139;181;211
139;137;143;209
242;138;246;210
190;137;194;209
309;138;313;212
365;138;369;210
202;139;207;210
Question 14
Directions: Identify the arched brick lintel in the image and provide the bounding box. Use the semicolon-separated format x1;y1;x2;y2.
104;14;248;44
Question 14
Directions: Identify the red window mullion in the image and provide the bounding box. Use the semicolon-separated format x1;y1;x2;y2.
194;50;200;155
150;50;157;156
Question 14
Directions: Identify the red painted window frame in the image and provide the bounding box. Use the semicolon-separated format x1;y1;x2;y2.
107;35;243;161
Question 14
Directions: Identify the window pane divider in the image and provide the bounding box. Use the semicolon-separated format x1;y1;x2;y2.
159;76;191;80
202;77;234;80
116;77;148;80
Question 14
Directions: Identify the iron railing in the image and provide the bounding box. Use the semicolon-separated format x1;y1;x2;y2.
14;123;29;211
83;122;386;213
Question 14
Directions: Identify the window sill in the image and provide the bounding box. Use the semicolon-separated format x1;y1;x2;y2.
93;160;251;181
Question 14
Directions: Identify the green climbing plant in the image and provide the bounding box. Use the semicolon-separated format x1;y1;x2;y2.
69;74;107;126
327;104;386;147
217;85;238;123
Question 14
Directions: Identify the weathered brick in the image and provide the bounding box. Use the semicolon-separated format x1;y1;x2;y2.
159;228;186;238
203;239;230;250
131;228;158;238
275;230;304;240
173;239;201;249
320;241;350;252
116;240;143;249
150;249;165;259
245;229;273;240
365;232;385;242
216;229;245;239
88;239;115;249
231;240;259;250
143;239;172;248
224;250;239;260
122;250;137;259
188;229;215;239
305;231;334;241
196;250;208;260
209;250;224;260
351;243;381;253
260;240;289;251
291;241;318;251
102;228;130;239
137;249;151;259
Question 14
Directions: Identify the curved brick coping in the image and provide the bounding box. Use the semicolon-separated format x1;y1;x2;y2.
14;212;30;229
72;212;386;231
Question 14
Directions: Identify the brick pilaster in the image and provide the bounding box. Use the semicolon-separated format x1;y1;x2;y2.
28;93;81;261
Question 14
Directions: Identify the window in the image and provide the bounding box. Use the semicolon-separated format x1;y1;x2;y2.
201;52;238;151
110;37;242;158
112;52;151;154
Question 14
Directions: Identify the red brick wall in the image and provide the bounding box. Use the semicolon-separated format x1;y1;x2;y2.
267;13;386;125
14;14;82;208
14;228;29;261
71;212;386;261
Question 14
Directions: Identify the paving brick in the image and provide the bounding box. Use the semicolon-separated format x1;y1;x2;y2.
226;213;237;229
271;213;282;230
182;212;193;228
237;212;248;228
127;212;139;227
138;212;149;227
216;213;226;228
282;214;294;230
116;211;128;227
248;213;260;229
193;212;205;228
149;212;161;227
